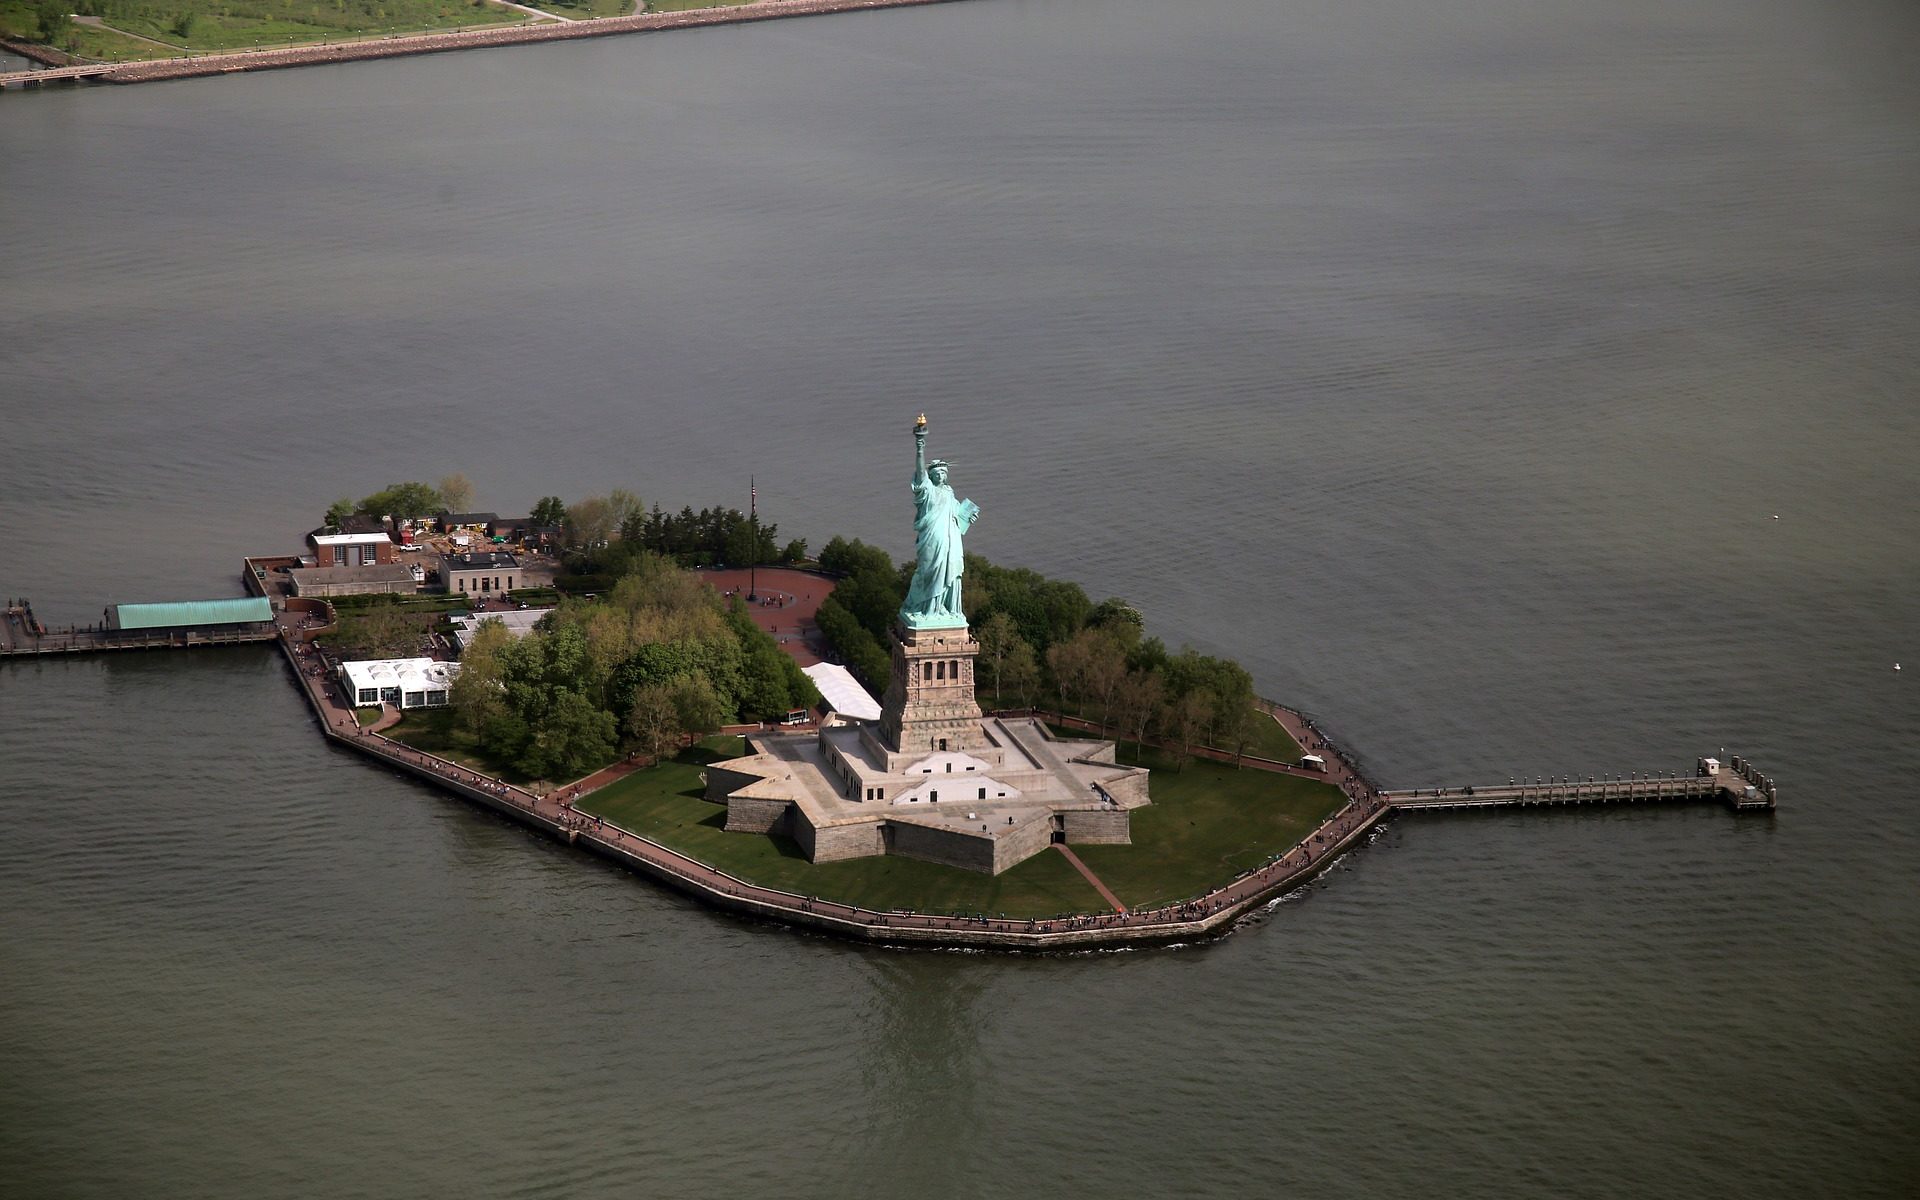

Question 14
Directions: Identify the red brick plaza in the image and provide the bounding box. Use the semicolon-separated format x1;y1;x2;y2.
695;566;835;667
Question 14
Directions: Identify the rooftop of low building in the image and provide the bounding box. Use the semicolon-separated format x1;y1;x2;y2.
446;551;520;570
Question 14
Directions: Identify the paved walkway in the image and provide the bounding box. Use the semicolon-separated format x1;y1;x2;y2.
494;1;574;22
1053;844;1126;913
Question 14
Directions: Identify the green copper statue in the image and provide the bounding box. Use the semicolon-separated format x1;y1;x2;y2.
900;413;979;629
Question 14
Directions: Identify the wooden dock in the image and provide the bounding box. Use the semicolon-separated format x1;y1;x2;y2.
1384;756;1776;814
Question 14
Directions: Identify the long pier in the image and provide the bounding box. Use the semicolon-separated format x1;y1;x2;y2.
1383;757;1776;814
1;596;276;656
0;63;115;89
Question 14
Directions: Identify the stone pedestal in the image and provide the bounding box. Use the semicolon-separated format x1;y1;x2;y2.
879;621;991;756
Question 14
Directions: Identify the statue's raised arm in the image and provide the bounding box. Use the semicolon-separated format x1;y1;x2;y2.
899;414;975;629
912;413;929;487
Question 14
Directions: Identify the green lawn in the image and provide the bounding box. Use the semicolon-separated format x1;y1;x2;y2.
1072;745;1344;911
542;0;636;16
354;707;385;727
1241;710;1305;763
576;735;1345;919
578;739;1110;919
64;23;183;60
8;0;529;59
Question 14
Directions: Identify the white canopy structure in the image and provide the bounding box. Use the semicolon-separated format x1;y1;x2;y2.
802;662;882;722
339;658;461;709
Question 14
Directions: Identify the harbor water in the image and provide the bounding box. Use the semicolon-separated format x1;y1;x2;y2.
2;0;1916;1195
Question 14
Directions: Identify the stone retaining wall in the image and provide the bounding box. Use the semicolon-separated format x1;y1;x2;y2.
1062;809;1130;844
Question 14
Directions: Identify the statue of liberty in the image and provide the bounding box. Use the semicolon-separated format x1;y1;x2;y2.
900;413;979;628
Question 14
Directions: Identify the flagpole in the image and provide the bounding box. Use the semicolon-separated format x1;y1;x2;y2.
747;476;758;603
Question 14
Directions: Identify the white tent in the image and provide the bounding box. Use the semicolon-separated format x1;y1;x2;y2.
802;662;882;721
339;658;461;709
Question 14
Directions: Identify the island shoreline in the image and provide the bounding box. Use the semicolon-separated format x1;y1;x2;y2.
1;0;973;91
270;600;1391;951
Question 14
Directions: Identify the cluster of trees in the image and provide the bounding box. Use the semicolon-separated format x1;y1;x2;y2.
330;603;421;659
31;2;71;46
323;476;473;528
443;553;818;779
557;500;804;576
812;537;1259;766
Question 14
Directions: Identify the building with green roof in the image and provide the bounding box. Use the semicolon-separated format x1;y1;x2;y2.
109;597;274;632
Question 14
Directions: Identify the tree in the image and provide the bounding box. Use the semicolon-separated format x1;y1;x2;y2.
607;489;643;537
1088;598;1144;654
1046;627;1124;724
1001;638;1040;709
736;640;795;722
36;2;69;45
815;597;890;693
1047;635;1093;713
1163;689;1213;770
1114;669;1164;761
669;673;728;742
1082;633;1129;732
360;482;444;521
1222;702;1260;767
818;536;893;579
531;496;567;528
565;496;615;548
723;517;759;567
625;682;684;765
780;538;808;564
323;497;356;530
975;612;1022;704
438;473;475;515
331;605;417;660
608;636;742;720
1163;648;1254;751
520;687;616;780
449;619;512;737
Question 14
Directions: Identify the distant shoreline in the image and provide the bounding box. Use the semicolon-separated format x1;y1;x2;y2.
0;0;966;90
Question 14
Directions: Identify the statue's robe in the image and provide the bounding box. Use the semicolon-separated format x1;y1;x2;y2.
903;476;975;623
